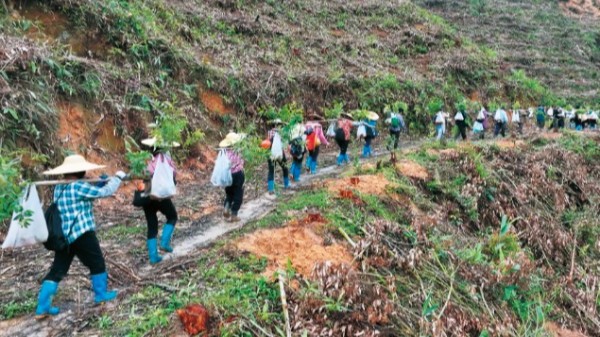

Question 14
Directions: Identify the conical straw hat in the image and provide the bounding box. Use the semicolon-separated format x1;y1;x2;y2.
341;112;354;120
268;118;286;125
141;137;181;148
43;155;105;176
219;132;247;148
366;111;380;121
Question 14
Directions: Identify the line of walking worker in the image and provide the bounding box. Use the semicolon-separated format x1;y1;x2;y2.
22;103;598;319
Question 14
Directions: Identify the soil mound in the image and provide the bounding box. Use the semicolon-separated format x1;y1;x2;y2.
395;160;429;180
235;216;353;277
327;174;391;196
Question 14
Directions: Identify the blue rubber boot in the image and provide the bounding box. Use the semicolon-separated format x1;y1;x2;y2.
362;145;368;158
283;177;290;189
146;238;163;265
35;280;60;317
291;163;300;182
337;155;343;166
90;272;118;304
305;157;312;173
160;224;175;252
366;145;372;157
268;180;275;192
343;154;350;164
310;159;317;174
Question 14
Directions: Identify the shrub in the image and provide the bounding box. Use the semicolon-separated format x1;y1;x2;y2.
0;155;24;228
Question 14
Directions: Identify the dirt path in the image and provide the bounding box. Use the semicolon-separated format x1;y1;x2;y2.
0;132;550;336
0;141;404;337
157;163;344;263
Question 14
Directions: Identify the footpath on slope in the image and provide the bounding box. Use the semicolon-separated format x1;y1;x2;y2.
0;131;566;336
0;142;406;337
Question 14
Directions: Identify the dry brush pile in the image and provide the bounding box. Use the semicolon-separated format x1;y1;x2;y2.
269;135;600;337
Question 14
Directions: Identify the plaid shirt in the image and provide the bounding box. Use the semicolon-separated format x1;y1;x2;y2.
54;177;121;243
226;149;244;174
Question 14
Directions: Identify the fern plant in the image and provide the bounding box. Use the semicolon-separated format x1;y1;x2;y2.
124;137;152;178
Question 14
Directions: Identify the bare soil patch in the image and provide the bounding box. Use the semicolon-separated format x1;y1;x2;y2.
57;101;92;149
546;322;589;337
495;139;524;149
330;29;345;37
199;89;233;115
235;217;353;278
326;174;391;196
560;0;600;18
370;28;389;38
395;160;429;180
540;132;563;140
16;2;108;58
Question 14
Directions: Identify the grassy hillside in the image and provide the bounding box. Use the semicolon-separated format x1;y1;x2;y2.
0;0;564;160
415;0;600;104
3;134;597;336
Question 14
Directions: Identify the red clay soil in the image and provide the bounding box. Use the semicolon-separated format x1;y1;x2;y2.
327;174;391;196
56;102;123;174
57;101;91;149
235;217;353;278
16;4;69;42
540;132;563;140
330;29;345;37
495;139;525;149
16;2;109;57
545;322;589;337
395;160;429;180
95;118;125;152
560;0;600;18
199;89;233;115
370;28;389;38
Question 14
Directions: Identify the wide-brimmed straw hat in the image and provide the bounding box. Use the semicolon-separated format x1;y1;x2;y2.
43;155;105;176
341;112;354;120
366;111;379;121
219;132;247;148
141;137;181;148
268;118;286;125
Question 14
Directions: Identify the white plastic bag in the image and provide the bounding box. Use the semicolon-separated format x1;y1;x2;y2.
512;111;520;123
435;113;444;124
2;185;48;249
357;125;366;138
455;112;464;121
477;110;485;120
326;122;336;137
473;122;484;133
211;150;233;187
150;156;176;199
271;133;283;160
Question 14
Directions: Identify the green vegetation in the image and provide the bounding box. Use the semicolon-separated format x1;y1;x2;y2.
0;296;36;320
558;131;600;162
416;0;600;104
0;156;24;224
1;0;599;335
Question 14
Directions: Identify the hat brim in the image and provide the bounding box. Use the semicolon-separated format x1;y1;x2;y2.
43;163;106;176
366;111;380;121
219;133;246;148
141;138;181;148
341;113;354;120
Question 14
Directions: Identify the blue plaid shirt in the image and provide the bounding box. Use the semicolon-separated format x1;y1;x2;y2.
53;177;121;243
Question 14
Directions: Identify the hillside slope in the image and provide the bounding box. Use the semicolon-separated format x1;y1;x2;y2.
415;0;600;104
0;0;566;162
1;134;598;337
